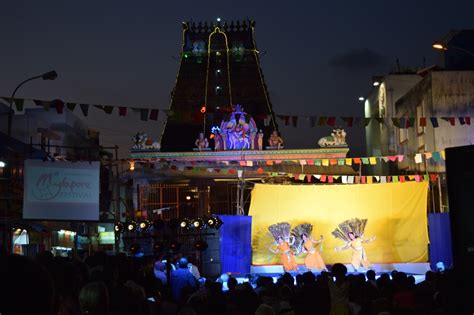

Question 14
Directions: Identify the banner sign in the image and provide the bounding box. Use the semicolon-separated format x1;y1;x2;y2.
23;160;100;220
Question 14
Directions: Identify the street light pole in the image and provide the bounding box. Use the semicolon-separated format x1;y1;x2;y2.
7;71;58;138
432;43;474;58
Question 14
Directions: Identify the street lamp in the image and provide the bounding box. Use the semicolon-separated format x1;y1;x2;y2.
432;42;474;57
7;70;58;137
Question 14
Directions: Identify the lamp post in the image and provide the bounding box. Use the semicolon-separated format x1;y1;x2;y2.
432;42;474;58
7;70;58;138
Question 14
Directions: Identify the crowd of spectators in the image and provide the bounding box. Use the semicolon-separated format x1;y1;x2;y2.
0;251;464;315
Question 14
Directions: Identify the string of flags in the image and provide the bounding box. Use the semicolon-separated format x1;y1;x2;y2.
152;162;440;185
2;96;473;128
136;150;446;169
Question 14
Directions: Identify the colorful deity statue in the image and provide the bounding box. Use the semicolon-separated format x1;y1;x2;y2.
268;130;284;150
257;130;264;150
194;133;209;151
219;104;258;150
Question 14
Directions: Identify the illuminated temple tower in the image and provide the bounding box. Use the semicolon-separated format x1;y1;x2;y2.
160;19;278;151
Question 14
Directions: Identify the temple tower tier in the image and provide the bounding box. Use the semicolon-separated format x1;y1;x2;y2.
160;19;278;152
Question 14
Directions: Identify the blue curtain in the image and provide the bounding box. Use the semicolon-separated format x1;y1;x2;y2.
219;215;252;275
428;213;453;270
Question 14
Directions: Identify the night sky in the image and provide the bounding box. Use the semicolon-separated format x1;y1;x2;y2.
1;0;473;157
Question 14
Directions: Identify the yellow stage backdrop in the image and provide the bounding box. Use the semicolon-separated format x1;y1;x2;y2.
249;182;429;265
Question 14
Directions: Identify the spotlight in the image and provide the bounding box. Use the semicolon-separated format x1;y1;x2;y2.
194;240;208;251
207;216;217;227
179;218;191;229
139;221;150;231
127;221;137;232
206;216;223;229
193;218;204;229
114;222;124;233
0;161;5;168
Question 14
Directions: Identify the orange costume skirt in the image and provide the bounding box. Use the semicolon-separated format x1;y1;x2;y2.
278;242;298;271
304;241;326;270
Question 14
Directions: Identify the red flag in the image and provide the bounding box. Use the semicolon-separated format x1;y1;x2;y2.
328;175;333;183
419;117;427;127
327;117;336;126
320;175;327;182
306;174;312;182
430;174;438;182
353;158;361;164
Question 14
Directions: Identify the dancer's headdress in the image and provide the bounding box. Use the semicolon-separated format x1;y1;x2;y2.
268;222;291;241
332;218;368;242
291;223;313;254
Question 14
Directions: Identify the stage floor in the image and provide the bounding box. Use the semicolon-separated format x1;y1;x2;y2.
250;263;431;275
220;263;429;291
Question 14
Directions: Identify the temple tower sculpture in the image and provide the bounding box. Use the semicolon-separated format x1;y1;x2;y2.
160;19;278;151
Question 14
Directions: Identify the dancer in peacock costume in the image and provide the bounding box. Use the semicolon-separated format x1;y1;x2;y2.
292;223;327;271
268;222;298;272
332;218;376;271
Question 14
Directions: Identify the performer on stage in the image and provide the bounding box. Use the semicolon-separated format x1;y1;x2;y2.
332;218;376;271
292;223;327;271
268;222;298;272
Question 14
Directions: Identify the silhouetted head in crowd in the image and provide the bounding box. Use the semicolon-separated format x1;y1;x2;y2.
425;270;435;282
0;254;55;315
154;260;165;272
366;269;376;281
79;281;109;315
228;276;238;291
331;263;348;280
178;257;189;269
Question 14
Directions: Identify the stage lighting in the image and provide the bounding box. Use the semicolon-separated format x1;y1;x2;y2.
194;240;208;251
193;218;204;229
139;221;149;231
207;216;217;228
127;221;137;232
114;222;124;233
179;218;191;229
207;216;223;230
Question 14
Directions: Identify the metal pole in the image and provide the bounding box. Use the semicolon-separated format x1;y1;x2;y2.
7;76;42;138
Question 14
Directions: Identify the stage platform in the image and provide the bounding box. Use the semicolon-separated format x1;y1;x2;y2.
219;263;429;291
250;263;431;275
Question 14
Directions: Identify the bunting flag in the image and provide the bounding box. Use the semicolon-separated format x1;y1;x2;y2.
3;95;474;129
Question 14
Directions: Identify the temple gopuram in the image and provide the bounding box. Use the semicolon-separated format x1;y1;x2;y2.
125;20;356;268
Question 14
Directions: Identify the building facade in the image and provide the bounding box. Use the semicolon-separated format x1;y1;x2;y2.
364;74;422;174
395;70;474;212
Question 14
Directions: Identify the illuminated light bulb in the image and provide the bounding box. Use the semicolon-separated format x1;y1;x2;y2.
358;97;365;101
217;17;221;22
373;81;380;86
186;195;191;200
129;161;135;171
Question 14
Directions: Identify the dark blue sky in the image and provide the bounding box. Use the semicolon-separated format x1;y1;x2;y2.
1;0;473;157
